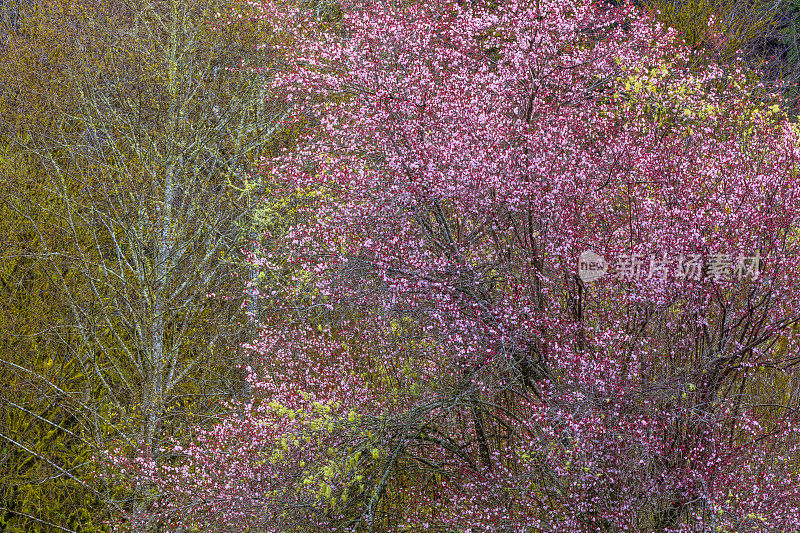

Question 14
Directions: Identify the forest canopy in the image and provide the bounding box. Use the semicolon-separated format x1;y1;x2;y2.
3;0;800;532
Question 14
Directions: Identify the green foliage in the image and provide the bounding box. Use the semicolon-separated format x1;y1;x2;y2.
643;0;800;114
645;0;778;61
0;355;118;532
0;132;110;531
770;0;800;110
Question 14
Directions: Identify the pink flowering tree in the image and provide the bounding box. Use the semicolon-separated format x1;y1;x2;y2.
111;0;800;531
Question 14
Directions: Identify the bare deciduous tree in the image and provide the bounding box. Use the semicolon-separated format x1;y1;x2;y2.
2;0;286;528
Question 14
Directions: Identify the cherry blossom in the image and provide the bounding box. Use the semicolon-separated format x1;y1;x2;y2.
112;0;800;531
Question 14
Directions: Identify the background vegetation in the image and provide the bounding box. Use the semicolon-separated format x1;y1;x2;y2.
1;0;800;530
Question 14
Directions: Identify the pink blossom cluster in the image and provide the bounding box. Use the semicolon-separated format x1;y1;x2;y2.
111;0;800;531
